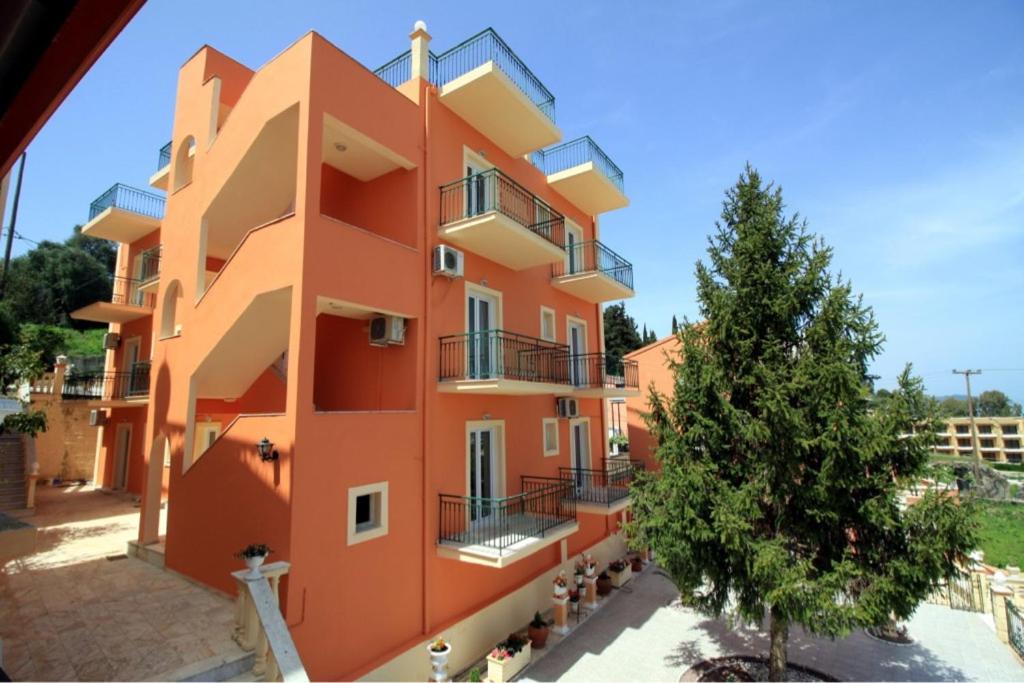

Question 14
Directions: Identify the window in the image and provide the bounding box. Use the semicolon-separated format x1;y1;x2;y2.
540;307;556;342
1004;439;1021;450
543;418;559;456
347;482;388;545
955;425;969;434
193;422;221;461
1003;426;1019;436
957;438;971;448
981;438;995;449
979;425;993;435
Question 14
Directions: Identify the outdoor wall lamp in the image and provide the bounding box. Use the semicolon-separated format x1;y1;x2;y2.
256;437;279;462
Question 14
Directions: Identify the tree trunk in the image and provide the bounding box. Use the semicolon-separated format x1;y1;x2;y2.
769;606;788;682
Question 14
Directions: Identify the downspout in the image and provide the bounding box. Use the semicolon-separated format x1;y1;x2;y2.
419;75;432;638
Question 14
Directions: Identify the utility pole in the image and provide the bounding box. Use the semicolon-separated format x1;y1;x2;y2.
953;369;983;465
0;151;26;301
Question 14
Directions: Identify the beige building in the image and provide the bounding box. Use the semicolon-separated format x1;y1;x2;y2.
932;416;1024;464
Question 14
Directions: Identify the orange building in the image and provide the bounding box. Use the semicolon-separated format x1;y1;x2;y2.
70;23;645;680
622;335;681;469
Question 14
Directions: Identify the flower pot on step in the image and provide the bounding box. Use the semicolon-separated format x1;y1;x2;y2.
487;641;531;683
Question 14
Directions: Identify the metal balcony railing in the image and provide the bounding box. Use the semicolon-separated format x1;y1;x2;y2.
439;478;575;554
61;361;151;401
439;330;570;385
373;28;556;122
89;183;165;221
558;461;644;507
531;136;624;193
157;141;172;170
564;352;639;390
552;240;633;291
439;168;565;247
110;276;155;308
138;246;161;284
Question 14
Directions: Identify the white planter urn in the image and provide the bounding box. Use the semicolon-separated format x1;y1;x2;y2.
584;564;596;578
244;553;267;579
553;583;568;598
427;643;451;682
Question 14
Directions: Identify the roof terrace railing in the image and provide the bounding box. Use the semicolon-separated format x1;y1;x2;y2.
373;28;556;122
531;136;624;193
88;183;165;221
157;141;172;170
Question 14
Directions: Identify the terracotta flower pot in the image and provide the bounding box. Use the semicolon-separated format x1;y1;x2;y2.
528;623;549;649
596;575;613;596
630;556;643;572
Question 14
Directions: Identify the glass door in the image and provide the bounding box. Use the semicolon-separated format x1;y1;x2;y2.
565;223;583;274
568;320;587;386
571;420;590;490
468;291;499;380
469;427;496;522
466;161;489;218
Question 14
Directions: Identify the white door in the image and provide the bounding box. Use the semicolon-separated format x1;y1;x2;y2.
113;424;131;490
467;291;499;379
469;427;497;521
568;320;587;386
565;223;584;274
570;420;591;487
466;160;489;217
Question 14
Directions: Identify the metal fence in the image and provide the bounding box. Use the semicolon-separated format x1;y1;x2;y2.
138;246;161;283
110;276;155;308
439;168;565;248
1009;600;1024;659
926;572;985;612
531;136;624;193
157;141;172;169
558;462;642;507
439;478;575;554
552;240;633;291
439;330;570;385
89;183;166;221
564;352;639;390
61;362;151;401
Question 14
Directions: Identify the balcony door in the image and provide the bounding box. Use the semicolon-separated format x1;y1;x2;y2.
565;223;583;275
122;337;141;399
568;318;587;387
466;160;489;218
469;426;497;522
569;418;591;488
467;289;500;380
112;423;132;490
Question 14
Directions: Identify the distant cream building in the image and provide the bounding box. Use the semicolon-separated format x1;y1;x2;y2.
932;417;1024;464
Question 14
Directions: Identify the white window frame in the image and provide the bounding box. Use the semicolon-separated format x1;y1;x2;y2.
540;306;556;342
542;417;560;457
192;422;221;462
347;481;389;546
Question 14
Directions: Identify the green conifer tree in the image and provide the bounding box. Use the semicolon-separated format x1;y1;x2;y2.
627;167;976;680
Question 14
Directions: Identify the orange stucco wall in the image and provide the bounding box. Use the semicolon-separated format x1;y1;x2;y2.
102;30;631;681
624;336;681;469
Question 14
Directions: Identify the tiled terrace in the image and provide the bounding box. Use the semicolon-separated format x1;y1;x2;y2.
0;486;243;681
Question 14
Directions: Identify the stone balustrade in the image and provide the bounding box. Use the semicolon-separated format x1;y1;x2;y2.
231;561;309;682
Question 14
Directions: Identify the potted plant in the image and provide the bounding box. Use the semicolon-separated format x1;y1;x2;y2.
609;432;629;453
552;570;568;598
581;553;598;578
527;611;549;649
608;558;632;588
596;570;613;596
630;553;644;573
426;637;451;683
235;543;272;579
486;633;531;683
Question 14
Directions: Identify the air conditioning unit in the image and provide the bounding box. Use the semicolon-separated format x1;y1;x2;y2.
102;333;120;350
556;397;579;419
432;245;464;278
369;315;405;347
89;410;107;427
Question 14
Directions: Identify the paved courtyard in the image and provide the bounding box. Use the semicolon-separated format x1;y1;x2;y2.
0;486;243;681
523;564;1024;682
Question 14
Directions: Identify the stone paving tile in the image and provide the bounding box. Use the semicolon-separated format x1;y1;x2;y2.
1;486;244;681
522;566;1024;682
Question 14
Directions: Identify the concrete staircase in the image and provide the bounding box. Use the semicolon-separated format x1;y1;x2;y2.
0;434;26;511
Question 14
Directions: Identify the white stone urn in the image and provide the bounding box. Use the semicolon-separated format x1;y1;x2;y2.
244;553;267;579
427;641;451;682
553;583;568;598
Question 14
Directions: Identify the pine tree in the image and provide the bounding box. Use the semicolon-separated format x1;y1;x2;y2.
641;324;649;344
603;303;643;374
671;315;679;334
627;167;976;680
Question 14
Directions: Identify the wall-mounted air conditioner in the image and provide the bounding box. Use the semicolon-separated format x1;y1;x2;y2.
102;333;120;350
432;245;464;279
89;410;107;427
556;397;579;419
370;316;405;347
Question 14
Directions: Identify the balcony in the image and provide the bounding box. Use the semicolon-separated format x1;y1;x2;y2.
532;137;627;215
567;353;639;398
61;361;151;408
69;276;155;324
149;141;172;190
560;460;645;515
437;478;577;568
81;184;164;243
551;240;634;303
439;169;566;270
136;245;161;293
438;330;570;395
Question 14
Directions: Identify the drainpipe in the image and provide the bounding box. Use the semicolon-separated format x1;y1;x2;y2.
411;20;433;639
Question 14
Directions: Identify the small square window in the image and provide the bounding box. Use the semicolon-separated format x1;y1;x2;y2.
348;482;388;545
543;418;559;456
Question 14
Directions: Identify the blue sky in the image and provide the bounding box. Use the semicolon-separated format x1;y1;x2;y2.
8;1;1023;401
